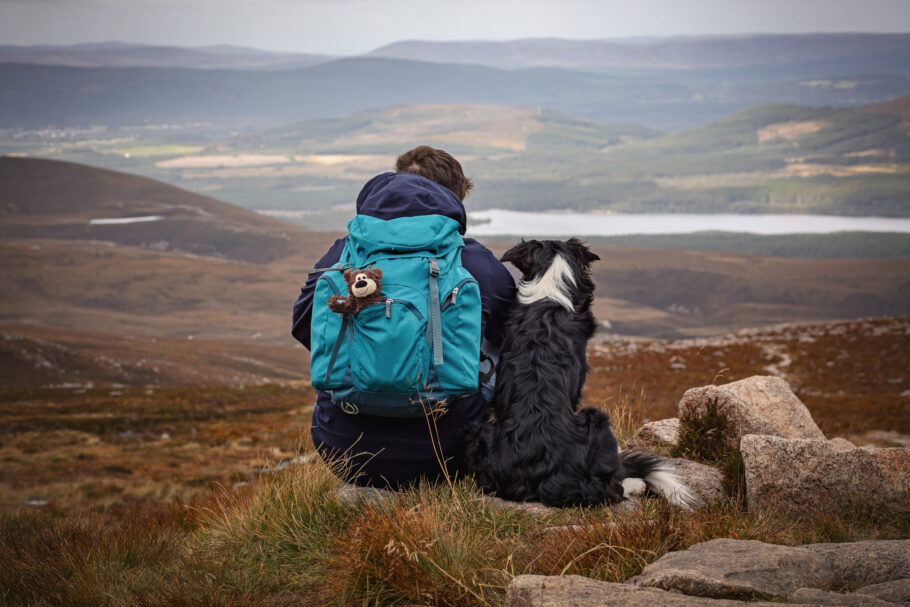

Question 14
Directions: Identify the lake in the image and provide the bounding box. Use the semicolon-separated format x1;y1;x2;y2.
465;210;910;237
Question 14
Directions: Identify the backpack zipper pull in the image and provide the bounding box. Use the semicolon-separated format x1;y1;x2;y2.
451;287;459;305
385;298;392;318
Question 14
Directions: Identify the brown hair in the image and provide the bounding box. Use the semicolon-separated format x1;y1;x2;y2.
394;146;474;200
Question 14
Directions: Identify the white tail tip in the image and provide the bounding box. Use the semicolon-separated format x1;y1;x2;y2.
645;468;697;510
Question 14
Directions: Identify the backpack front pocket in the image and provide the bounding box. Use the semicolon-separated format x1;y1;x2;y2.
437;278;481;394
351;300;430;393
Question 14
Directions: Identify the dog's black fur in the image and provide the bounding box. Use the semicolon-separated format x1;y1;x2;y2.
463;239;686;508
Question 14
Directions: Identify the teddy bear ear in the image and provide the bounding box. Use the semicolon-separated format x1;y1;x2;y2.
370;267;383;279
343;269;355;281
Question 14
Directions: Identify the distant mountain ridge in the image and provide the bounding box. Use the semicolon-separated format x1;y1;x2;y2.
368;34;910;74
0;42;334;70
2;53;909;132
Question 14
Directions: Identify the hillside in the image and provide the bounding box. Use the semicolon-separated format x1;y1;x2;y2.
33;97;909;221
0;157;907;389
0;157;322;263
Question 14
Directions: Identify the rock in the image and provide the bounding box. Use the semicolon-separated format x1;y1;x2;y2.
676;376;826;457
829;438;856;451
624;418;680;452
336;483;395;506
507;574;787;606
630;538;910;600
740;435;910;517
810;541;910;590
483;495;556;516
721;376;826;440
659;458;726;507
677;385;780;451
854;578;910;603
789;587;898;606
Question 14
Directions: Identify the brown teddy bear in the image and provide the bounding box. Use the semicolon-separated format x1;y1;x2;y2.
328;267;385;315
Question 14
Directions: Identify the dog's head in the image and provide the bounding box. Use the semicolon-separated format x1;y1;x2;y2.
501;238;599;282
501;239;600;311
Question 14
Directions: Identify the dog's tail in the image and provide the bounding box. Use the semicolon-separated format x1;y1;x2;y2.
619;450;696;510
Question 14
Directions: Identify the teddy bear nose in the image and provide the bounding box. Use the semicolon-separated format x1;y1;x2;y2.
354;280;367;289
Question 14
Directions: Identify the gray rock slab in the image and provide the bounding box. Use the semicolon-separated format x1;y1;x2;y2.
630;538;910;600
624;418;680;452
677;385;781;451
854;578;910;603
660;458;726;507
483;496;557;516
789;588;898;606
630;538;825;598
336;483;395;506
740;434;910;516
721;375;826;440
809;541;910;590
507;575;791;607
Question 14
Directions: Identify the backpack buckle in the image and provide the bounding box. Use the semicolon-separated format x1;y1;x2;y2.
428;258;440;277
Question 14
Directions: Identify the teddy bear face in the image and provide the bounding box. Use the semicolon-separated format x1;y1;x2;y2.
350;271;378;298
328;267;385;316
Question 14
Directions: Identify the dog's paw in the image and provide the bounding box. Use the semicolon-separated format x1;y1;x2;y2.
621;477;647;498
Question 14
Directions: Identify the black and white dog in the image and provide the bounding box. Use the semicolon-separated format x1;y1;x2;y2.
463;239;693;508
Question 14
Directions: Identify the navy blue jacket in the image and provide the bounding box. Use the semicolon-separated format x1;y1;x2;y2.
291;172;515;488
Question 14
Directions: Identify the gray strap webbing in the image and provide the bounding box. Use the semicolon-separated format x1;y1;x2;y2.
428;258;443;366
325;315;351;383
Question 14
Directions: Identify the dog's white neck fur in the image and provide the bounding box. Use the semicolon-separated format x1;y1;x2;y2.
517;253;576;312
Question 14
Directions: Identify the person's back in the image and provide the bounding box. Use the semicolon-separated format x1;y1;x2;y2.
291;146;515;488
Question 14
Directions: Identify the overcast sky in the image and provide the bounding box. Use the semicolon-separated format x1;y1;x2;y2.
2;0;909;55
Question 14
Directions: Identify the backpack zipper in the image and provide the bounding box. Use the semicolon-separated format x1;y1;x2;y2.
441;278;477;311
385;298;392;318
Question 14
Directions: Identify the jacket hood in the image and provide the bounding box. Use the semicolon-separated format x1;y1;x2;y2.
355;172;467;235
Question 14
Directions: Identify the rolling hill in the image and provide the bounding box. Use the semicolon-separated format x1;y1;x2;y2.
32;97;908;221
1;158;908;390
0;156;319;263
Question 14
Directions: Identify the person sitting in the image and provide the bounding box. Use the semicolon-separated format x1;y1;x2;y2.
291;145;515;488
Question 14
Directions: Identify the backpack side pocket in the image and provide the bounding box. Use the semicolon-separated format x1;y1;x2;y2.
436;277;481;395
310;273;350;389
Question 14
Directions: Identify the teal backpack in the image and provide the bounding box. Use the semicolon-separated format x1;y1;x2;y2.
309;214;482;417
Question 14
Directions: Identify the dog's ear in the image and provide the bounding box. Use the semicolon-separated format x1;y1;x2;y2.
567;238;600;265
500;240;538;273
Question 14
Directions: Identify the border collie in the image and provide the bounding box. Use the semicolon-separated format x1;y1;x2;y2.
463;239;693;508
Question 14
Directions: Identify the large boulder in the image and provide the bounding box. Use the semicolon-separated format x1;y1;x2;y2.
740;435;910;517
676;376;825;456
624;418;680;453
507;575;787;606
721;376;825;440
630;538;910;599
677;385;780;452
